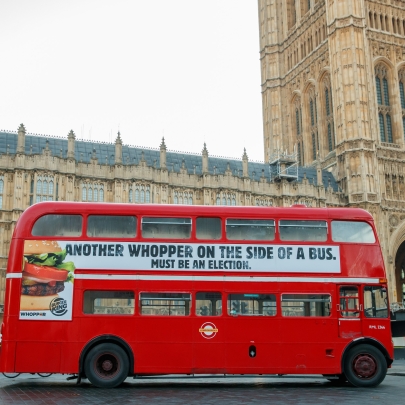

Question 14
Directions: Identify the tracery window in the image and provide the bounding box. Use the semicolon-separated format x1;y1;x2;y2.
133;184;151;203
375;64;393;143
324;78;335;152
398;69;405;140
81;183;104;202
308;87;318;161
36;175;54;203
293;95;304;166
173;190;193;205
216;192;236;206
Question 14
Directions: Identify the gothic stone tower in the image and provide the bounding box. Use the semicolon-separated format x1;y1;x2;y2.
258;0;405;304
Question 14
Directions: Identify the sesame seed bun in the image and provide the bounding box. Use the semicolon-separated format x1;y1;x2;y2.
24;240;62;255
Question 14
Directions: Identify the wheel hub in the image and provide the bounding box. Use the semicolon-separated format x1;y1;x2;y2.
102;359;113;371
353;354;377;378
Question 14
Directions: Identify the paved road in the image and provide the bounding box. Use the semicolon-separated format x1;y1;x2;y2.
1;361;405;405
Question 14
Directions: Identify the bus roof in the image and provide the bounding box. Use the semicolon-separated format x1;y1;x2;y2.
13;202;374;238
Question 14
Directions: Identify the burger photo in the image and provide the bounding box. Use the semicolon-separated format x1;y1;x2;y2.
21;240;75;311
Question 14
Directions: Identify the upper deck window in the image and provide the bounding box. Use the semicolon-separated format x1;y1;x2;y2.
332;221;375;243
87;215;137;238
196;218;221;240
226;219;275;241
279;220;327;241
142;217;191;239
32;214;82;237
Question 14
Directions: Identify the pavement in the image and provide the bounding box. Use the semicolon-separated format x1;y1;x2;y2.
0;361;404;405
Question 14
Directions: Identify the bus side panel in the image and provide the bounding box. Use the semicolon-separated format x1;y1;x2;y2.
340;245;385;278
15;342;61;373
0;341;17;372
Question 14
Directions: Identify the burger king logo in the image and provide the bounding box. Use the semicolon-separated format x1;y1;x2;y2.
49;297;68;316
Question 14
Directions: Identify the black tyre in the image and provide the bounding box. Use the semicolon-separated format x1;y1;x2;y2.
343;344;387;387
84;343;129;388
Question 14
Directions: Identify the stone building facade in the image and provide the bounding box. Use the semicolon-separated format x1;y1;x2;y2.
258;0;405;306
1;0;405;311
0;125;339;311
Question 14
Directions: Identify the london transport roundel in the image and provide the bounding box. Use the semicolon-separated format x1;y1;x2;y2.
199;322;218;339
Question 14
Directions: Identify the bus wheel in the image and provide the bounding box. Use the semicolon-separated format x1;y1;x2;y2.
84;343;129;388
343;344;387;387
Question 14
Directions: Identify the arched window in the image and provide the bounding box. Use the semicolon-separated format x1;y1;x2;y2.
129;189;133;203
398;70;405;139
140;187;145;203
232;196;236;206
82;186;87;201
324;77;335;152
94;188;98;202
216;195;220;205
135;188;140;203
88;188;93;202
146;186;150;203
36;176;54;202
375;64;393;143
99;188;104;202
174;192;178;204
308;87;318;161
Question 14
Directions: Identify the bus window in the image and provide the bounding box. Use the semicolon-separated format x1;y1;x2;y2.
364;286;388;318
281;294;331;317
140;292;191;316
32;214;82;236
279;220;327;241
196;292;222;316
87;215;137;238
228;294;277;316
142;217;191;239
332;221;375;243
339;286;359;317
196;218;221;240
83;291;134;315
226;219;275;241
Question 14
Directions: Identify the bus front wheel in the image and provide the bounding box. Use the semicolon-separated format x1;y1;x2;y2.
84;343;129;388
343;344;387;387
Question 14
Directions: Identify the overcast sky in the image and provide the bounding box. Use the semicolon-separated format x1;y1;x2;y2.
0;1;264;161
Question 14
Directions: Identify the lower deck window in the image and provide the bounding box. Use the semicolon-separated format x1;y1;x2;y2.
140;292;191;316
196;292;222;316
83;291;134;315
228;294;276;316
282;294;331;317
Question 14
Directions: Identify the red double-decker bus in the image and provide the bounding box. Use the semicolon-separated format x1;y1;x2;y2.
0;202;393;387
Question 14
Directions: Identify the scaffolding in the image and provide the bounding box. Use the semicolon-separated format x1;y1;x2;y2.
269;149;298;182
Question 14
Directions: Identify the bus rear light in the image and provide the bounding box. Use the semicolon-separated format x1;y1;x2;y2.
379;278;387;284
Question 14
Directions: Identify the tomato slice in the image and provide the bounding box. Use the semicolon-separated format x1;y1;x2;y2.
24;262;68;282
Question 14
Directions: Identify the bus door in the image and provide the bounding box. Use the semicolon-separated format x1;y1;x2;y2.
362;285;390;338
225;293;280;373
136;291;193;374
192;291;225;373
338;285;362;339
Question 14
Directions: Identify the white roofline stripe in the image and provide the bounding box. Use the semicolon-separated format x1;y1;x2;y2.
6;273;381;284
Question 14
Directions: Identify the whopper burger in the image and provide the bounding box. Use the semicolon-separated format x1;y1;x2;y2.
21;240;75;311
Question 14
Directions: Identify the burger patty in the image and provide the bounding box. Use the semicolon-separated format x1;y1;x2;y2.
21;281;65;296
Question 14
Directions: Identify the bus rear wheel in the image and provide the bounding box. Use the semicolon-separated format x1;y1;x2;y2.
84;343;129;388
343;344;387;387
